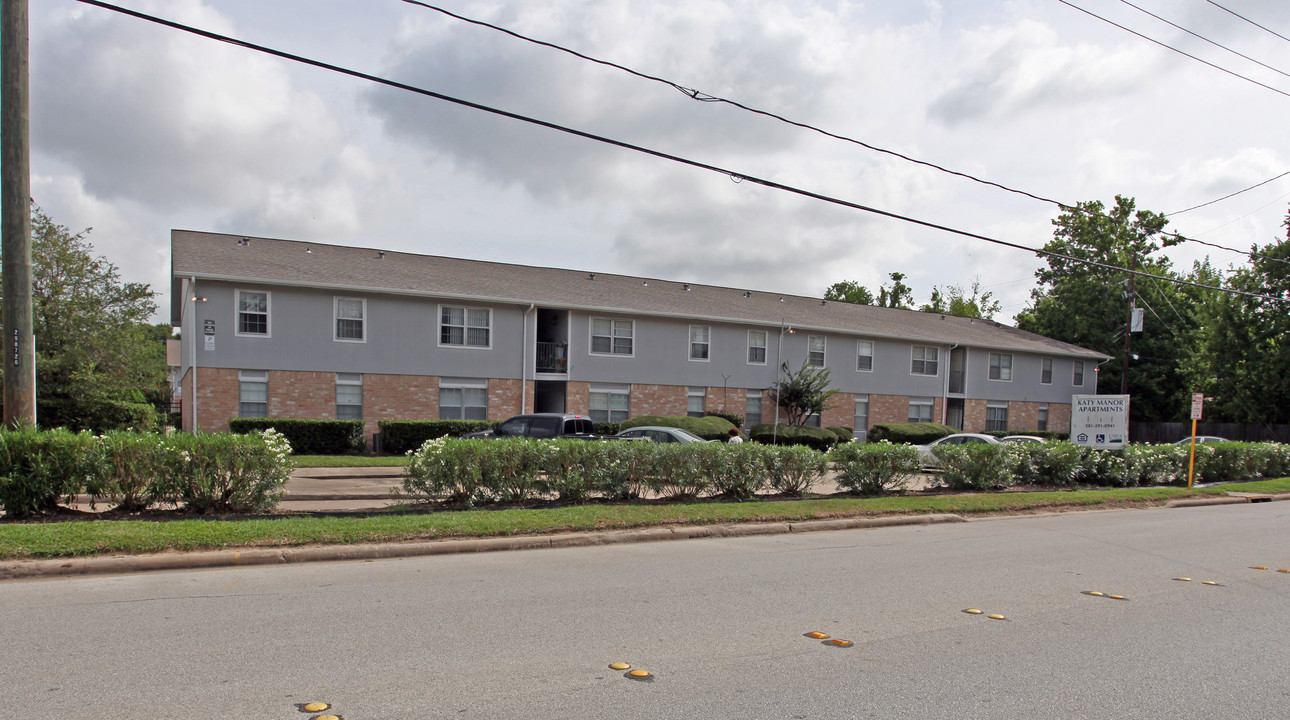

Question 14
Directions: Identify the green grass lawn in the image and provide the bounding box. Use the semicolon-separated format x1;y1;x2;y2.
2;478;1286;561
291;454;409;467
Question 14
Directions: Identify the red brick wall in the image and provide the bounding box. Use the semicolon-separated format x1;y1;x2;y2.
269;371;335;421
822;391;855;429
488;378;532;419
1010;401;1038;432
964;399;987;433
1048;402;1072;433
631;384;686;417
567;381;590;416
190;367;240;433
706;386;745;417
364;374;439;437
869;393;909;425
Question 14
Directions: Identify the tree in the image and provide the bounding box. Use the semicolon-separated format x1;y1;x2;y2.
877;272;914;309
1016;196;1191;421
824;272;914;309
0;205;164;429
772;359;838;426
823;279;875;305
918;277;1002;319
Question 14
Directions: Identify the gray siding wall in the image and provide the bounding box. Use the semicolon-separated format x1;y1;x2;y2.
959;347;1093;403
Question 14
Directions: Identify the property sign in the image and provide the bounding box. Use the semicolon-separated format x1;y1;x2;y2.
203;319;215;336
1070;394;1130;449
1190;393;1204;421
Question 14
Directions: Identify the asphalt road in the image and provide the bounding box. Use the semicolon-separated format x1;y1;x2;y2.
3;503;1288;719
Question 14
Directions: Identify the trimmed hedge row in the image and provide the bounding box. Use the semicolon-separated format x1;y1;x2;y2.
377;419;500;455
619;415;738;441
230;418;365;455
747;424;843;450
37;398;159;433
868;423;958;444
0;427;295;518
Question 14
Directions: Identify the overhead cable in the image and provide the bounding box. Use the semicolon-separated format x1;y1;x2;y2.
1167;170;1290;215
1117;0;1290;80
1206;0;1290;45
71;0;1290;304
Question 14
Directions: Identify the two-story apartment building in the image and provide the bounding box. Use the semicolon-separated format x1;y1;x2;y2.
172;230;1106;440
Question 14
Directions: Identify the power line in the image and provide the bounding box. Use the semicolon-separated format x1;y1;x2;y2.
72;0;1290;305
1206;0;1290;45
1167;170;1290;215
1056;0;1290;100
1117;0;1290;80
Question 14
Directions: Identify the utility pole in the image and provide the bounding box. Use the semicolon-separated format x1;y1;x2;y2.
1120;251;1136;396
2;0;36;428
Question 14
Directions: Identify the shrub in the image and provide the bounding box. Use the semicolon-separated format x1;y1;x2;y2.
593;422;621;436
154;429;294;513
830;441;920;495
93;430;170;512
0;426;97;517
747;424;840;451
230;418;364;455
825;426;855;443
867;423;957;444
596;440;659;500
647;442;711;499
540;439;602;502
619;415;736;441
764;444;829;495
402;437;489;506
477;439;545;503
38;397;159;433
698;443;767;500
935;443;1012;491
379;419;498;455
705;411;745;429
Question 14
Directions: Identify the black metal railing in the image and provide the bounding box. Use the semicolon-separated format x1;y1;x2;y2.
536;342;568;373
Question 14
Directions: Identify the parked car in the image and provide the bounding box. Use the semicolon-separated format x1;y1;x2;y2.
612;426;712;444
1000;435;1046;444
916;433;1001;468
1171;436;1230;445
462;413;600;440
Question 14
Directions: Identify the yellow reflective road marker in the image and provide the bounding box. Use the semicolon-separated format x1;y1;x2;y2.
1278;569;1290;574
1109;595;1127;600
609;662;631;670
302;703;330;713
806;631;831;639
1201;580;1220;586
1251;566;1268;570
1087;591;1105;596
963;609;984;615
828;639;854;648
313;716;340;720
987;614;1007;620
627;669;654;681
1174;577;1192;582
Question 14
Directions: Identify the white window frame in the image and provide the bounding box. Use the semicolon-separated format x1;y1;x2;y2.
908;396;934;423
334;297;366;343
986;401;1009;432
857;340;874;372
590;317;634;357
1038;403;1050;432
439;305;492;349
989;352;1014;382
1041;357;1053;385
235;289;271;338
336;373;363;419
238;369;268;417
589;383;630;423
854;394;869;440
1073;360;1086;387
808;335;826;367
747;330;768;365
439;377;489;421
745;391;763;427
689;325;711;362
910;345;939;376
687;386;706;417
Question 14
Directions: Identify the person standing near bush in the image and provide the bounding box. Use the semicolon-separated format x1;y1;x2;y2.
727;428;744;444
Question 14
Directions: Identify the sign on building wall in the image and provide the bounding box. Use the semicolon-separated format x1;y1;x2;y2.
1070;394;1130;449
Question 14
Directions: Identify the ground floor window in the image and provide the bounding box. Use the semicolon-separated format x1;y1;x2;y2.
854;395;869;441
687;387;706;418
238;370;268;417
1038;403;1049;432
590;384;630;424
745;392;762;427
986;401;1008;432
336;373;362;419
908;397;934;423
440;378;488;420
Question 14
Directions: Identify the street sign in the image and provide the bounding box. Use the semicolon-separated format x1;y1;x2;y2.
203;319;215;336
1190;392;1204;421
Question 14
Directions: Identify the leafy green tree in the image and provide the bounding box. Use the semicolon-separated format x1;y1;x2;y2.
877;272;914;309
824;279;875;305
0;205;164;429
772;359;838;426
825;272;913;309
919;277;1002;319
1016;196;1190;421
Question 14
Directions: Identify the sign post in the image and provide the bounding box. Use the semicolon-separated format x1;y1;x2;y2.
1070;395;1130;450
1187;393;1204;488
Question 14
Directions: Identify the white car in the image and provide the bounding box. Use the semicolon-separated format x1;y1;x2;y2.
916;433;1001;468
612;426;713;444
1000;435;1046;444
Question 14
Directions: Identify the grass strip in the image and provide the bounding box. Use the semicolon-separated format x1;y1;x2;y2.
1;479;1286;561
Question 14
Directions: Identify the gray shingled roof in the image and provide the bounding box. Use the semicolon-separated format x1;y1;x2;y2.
171;229;1107;359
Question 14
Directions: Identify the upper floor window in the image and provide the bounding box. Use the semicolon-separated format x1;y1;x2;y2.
237;290;270;336
335;297;366;342
591;318;633;356
808;335;826;367
336;373;362;419
989;352;1013;381
689;325;710;361
441;306;491;348
911;346;939;376
857;340;874;372
1041;357;1053;384
747;330;767;365
1073;360;1086;386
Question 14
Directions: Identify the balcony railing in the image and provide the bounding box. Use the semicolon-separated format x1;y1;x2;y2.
948;370;964;394
536;342;568;374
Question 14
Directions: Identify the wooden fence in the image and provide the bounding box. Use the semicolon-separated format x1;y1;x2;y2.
1129;422;1290;444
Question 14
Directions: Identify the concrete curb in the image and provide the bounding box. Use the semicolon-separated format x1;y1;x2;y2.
1166;492;1290;508
0;513;965;582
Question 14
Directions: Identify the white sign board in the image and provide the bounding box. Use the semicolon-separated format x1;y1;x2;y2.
1190;392;1204;421
1070;395;1130;449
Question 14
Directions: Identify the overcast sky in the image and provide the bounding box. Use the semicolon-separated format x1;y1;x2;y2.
21;0;1290;325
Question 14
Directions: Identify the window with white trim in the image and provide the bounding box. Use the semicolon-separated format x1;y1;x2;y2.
1038;403;1049;432
989;352;1013;381
911;346;939;376
335;297;366;342
986;401;1008;432
236;290;270;336
747;330;767;365
689;325;710;361
590;318;633;356
854;395;869;441
439;378;488;420
336;373;362;419
1073;360;1085;386
440;306;491;348
238;370;268;417
857;340;874;372
808;335;826;367
1041;357;1053;384
589;384;630;423
687;387;706;418
908;396;934;423
745;391;762;426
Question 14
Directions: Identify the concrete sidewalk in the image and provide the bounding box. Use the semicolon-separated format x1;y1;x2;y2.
280;466;405;511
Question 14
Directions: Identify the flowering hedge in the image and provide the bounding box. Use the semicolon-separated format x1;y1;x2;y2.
0;427;295;518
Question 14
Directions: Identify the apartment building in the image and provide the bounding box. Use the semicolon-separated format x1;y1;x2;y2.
172;230;1106;440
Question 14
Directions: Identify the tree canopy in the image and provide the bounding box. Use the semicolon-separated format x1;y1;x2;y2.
772;359;837;426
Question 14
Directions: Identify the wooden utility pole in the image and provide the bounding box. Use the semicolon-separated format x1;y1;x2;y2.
1120;251;1135;396
3;0;36;428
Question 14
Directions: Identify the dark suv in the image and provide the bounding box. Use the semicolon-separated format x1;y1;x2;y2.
462;413;599;440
